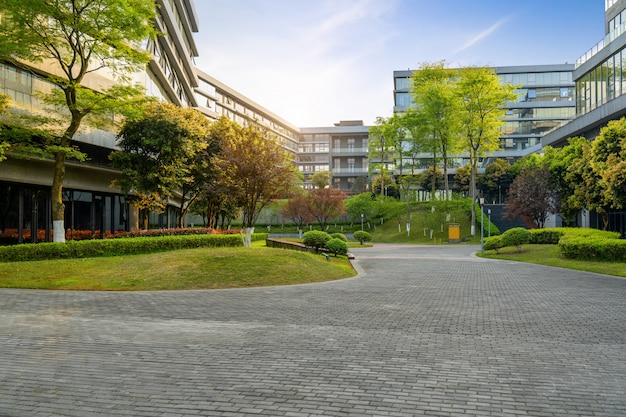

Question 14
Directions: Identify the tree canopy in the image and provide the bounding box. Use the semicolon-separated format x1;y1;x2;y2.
111;102;210;228
0;0;158;241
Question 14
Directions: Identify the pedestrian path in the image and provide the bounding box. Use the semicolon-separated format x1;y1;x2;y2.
1;244;625;416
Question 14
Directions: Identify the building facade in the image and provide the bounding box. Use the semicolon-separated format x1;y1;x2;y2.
0;1;371;243
300;121;369;193
393;64;576;169
543;0;626;147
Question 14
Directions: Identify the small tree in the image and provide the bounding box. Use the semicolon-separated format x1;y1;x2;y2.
212;119;298;247
310;171;330;189
506;165;559;228
501;227;531;253
303;230;331;252
111;102;210;229
308;187;347;230
326;238;348;256
281;191;315;234
353;230;372;245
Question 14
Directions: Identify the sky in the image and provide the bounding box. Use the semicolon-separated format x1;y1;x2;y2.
192;0;606;127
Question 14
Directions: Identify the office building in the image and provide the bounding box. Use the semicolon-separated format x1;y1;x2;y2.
393;64;576;170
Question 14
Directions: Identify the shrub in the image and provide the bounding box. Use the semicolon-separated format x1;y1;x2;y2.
500;227;531;252
559;236;626;262
529;229;565;244
353;230;372;245
331;233;348;242
302;230;332;252
325;238;348;256
484;235;503;254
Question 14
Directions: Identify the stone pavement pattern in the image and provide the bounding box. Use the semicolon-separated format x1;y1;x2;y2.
1;244;625;416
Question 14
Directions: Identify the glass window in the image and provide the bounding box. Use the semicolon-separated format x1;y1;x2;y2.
395;77;410;90
395;92;411;107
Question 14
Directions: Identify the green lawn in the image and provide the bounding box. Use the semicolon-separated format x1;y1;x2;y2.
479;244;626;278
0;244;356;290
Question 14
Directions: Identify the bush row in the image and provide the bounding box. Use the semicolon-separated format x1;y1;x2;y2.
559;236;626;262
484;226;625;261
0;227;241;245
0;233;268;262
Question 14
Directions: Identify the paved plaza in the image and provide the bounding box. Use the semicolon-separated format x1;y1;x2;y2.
1;244;625;416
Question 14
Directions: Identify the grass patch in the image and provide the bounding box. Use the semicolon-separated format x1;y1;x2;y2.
479;244;626;278
0;245;356;290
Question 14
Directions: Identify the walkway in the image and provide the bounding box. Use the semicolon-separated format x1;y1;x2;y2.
1;244;625;416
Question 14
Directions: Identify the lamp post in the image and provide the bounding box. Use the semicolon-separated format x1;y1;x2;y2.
487;209;491;237
361;213;364;231
479;198;484;253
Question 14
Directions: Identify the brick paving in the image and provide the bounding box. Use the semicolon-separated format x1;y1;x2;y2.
1;243;625;416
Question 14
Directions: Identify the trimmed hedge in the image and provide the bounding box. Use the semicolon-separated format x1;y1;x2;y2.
0;233;269;262
559;236;626;262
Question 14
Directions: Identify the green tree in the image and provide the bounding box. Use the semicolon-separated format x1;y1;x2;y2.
212;120;298;247
369;116;398;197
311;171;330;189
591;118;626;212
0;93;10;162
111;102;210;229
454;164;472;195
544;140;587;226
0;0;158;241
345;192;376;225
478;158;512;204
410;61;461;199
456;66;517;235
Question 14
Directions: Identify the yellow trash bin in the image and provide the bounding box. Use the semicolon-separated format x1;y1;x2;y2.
448;223;460;243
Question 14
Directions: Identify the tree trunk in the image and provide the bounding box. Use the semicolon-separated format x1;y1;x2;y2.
470;155;477;237
51;149;67;242
242;227;254;248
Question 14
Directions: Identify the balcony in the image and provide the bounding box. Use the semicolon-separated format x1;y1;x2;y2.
331;167;368;177
331;147;369;156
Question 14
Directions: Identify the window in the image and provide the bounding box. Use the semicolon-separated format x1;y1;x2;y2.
394;77;410;90
395;92;411;107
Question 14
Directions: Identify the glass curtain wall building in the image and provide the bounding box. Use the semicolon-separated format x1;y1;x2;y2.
393;64;575;171
543;0;626;146
0;0;201;243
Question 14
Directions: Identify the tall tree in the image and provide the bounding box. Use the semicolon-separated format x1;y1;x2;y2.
543;140;586;226
368;116;397;197
456;66;517;235
410;61;461;199
0;93;10;162
111;102;210;229
0;0;158;241
591;118;626;212
212;119;298;247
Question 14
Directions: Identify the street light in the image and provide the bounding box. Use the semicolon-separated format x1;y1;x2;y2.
361;213;364;231
487;209;491;237
479;198;485;253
